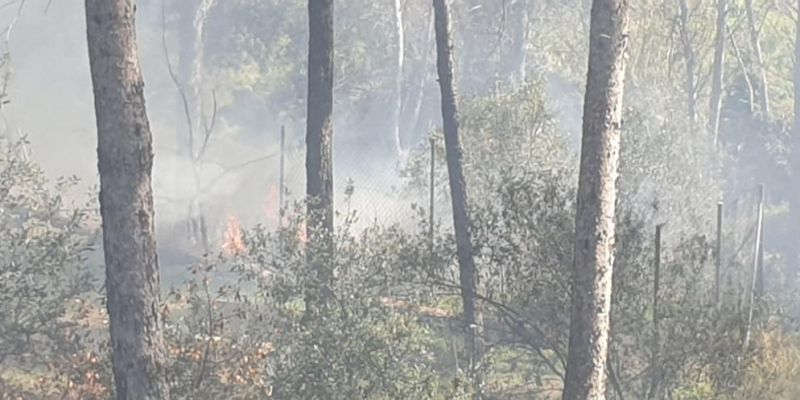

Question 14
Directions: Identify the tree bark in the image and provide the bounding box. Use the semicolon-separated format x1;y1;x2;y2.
562;0;630;399
85;0;171;398
710;0;726;146
744;0;769;115
305;0;335;312
433;0;481;397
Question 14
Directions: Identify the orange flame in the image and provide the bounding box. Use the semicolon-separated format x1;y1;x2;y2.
264;185;280;227
297;220;307;246
222;215;246;256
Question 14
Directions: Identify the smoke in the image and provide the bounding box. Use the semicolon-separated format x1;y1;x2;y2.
0;1;430;274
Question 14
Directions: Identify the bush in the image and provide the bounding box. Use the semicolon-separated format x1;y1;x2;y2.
0;142;102;398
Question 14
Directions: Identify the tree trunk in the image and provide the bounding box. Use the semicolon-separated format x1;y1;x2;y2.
507;0;529;84
789;0;800;291
744;0;769;115
85;1;171;398
433;0;481;397
710;0;726;146
305;0;335;312
647;224;664;400
730;34;756;114
677;0;697;130
743;184;765;352
405;9;435;141
176;0;215;252
176;0;215;155
715;202;723;309
562;0;630;399
392;0;405;158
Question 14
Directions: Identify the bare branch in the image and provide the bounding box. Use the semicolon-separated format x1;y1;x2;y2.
161;0;197;161
195;90;218;162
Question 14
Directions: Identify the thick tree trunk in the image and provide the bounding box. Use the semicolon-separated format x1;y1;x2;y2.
85;1;171;399
562;0;630;399
305;0;335;312
433;0;481;397
710;0;726;146
392;0;405;158
677;0;697;130
744;0;769;115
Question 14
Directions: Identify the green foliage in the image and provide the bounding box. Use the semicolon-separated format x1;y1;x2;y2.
0;141;102;398
150;208;466;399
7;0;800;395
402;79;572;200
247;213;466;399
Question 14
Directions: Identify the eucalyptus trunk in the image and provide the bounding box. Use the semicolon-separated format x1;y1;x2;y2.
744;0;769;115
710;0;726;146
392;0;405;158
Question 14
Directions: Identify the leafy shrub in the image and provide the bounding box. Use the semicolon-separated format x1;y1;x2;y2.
0;142;102;398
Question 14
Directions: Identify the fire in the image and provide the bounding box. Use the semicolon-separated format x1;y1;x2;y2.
222;215;246;256
264;185;280;226
297;220;307;246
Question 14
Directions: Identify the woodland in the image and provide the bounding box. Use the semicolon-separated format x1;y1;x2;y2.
1;0;800;399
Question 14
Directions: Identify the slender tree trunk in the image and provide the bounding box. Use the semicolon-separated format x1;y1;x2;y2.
789;0;800;291
433;0;481;397
744;0;769;115
743;184;765;352
406;9;435;141
716;201;723;309
756;187;765;298
429;136;436;259
562;0;630;399
677;0;697;130
507;0;530;83
730;34;756;114
710;0;726;146
305;0;335;312
176;0;215;154
279;125;286;227
176;1;200;152
647;224;664;400
392;0;405;158
181;0;215;252
85;0;171;398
